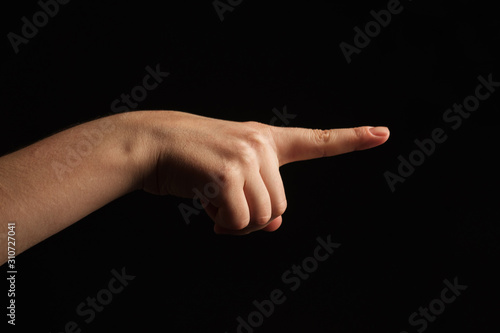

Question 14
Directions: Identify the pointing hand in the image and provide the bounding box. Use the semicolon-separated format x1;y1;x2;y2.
140;111;390;235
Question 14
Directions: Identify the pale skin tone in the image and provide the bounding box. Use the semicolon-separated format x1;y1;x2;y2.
0;110;389;265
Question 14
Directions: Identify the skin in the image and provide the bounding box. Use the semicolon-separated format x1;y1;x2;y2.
0;110;389;265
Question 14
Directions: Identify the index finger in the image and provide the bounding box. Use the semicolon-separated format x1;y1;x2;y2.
269;126;390;166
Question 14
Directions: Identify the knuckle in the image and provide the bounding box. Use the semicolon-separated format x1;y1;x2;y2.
216;163;240;185
219;207;250;231
352;127;368;151
233;128;269;166
244;120;267;131
273;198;287;217
254;208;273;225
237;147;256;168
255;216;271;225
353;127;367;140
312;129;332;144
245;129;268;152
231;218;250;230
218;216;248;231
310;129;332;157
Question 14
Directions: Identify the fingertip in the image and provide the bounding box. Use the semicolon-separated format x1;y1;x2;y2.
214;224;250;236
215;205;250;231
262;216;282;232
355;126;390;151
368;126;390;138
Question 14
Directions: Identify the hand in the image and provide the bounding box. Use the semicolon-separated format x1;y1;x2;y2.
139;111;390;235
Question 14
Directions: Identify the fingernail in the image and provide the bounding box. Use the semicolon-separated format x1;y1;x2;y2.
369;126;389;137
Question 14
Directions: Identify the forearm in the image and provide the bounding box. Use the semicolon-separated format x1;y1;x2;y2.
0;112;154;264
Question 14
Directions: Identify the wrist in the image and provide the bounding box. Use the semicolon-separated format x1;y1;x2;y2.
114;110;174;193
108;111;156;192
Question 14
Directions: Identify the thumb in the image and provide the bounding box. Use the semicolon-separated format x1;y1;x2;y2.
270;126;390;166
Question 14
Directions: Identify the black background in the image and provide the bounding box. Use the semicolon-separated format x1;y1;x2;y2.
1;0;499;332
